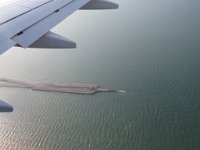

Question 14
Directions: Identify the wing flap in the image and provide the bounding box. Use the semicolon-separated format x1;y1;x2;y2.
0;0;52;25
20;0;53;9
0;0;75;38
0;0;118;53
12;0;89;48
0;6;30;24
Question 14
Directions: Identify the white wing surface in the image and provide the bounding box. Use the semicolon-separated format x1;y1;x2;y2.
0;0;118;54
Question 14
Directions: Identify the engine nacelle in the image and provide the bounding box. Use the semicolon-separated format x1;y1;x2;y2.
0;100;13;112
80;0;118;10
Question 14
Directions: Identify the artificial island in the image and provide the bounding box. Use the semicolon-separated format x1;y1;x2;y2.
0;78;126;95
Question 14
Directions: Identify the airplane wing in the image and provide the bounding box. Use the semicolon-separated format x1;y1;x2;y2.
0;0;118;54
0;0;118;112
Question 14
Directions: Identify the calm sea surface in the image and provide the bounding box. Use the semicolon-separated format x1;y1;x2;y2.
0;0;200;149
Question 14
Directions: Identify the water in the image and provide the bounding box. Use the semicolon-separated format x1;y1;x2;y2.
1;0;200;149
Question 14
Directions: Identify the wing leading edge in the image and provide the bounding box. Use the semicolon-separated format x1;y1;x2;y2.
0;0;118;54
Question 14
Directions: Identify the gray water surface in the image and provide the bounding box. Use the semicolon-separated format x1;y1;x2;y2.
1;0;200;149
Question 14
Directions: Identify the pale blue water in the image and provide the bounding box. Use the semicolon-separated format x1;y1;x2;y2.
0;0;200;149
